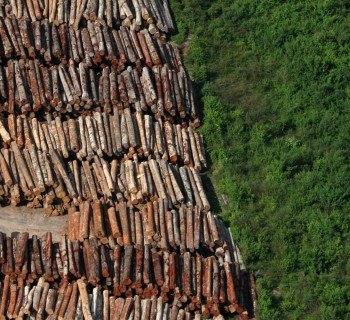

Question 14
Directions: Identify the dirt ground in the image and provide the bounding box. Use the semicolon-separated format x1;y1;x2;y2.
0;206;68;242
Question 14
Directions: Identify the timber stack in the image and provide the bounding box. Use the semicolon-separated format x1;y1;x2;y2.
0;0;255;319
0;231;250;319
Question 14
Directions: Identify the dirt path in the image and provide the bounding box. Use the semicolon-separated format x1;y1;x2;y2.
0;206;67;242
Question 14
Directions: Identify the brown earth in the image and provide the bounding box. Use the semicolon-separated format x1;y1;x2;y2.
0;206;67;242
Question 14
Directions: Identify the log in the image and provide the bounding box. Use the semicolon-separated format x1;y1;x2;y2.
122;245;133;286
158;198;167;250
33;277;45;312
7;60;15;114
186;167;202;210
43;232;53;280
102;290;109;320
224;262;237;305
179;167;193;207
77;279;93;320
120;27;136;63
0;232;6;264
0;120;11;144
29;144;45;192
120;297;133;320
207;212;219;245
17;285;30;318
202;257;212;299
193;207;201;250
120;113;130;151
151;248;163;286
164;121;177;163
15;232;29;270
124;108;137;148
50;148;77;198
118;201;130;246
11;141;35;191
89;237;101;284
113;245;122;296
159;160;176;205
31;235;43;277
212;257;220;304
73;0;88;30
85;115;98;153
93;157;112;199
45;288;57;315
66;281;78;319
149;159;167;199
171;209;180;247
94;112;108;155
13;278;24;318
0;19;14;58
0;276;10;319
92;200;106;240
188;127;201;170
23;285;36;315
112;106;122;153
169;252;176;290
58;282;73;319
195;255;202;306
82;161;98;200
102;113;113;156
144;32;161;65
107;204;121;239
0;150;13;187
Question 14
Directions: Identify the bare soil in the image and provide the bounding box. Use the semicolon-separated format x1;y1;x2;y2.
0;206;68;242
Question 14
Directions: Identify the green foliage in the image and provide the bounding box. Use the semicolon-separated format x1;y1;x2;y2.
170;0;350;319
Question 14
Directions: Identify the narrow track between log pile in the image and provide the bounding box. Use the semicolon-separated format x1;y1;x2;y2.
0;207;67;242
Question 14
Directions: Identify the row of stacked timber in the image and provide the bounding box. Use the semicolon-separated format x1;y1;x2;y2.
0;231;250;319
0;279;228;319
0;60;196;121
0;20;182;68
1;111;204;162
0;111;207;212
66;202;222;251
0;280;230;320
0;0;174;32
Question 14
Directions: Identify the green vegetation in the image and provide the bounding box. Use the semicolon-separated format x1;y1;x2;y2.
169;0;350;319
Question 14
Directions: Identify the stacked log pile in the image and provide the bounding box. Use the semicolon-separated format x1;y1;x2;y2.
0;112;206;212
0;20;182;70
67;202;222;251
0;0;255;319
5;279;231;320
0;231;249;319
0;59;196;121
0;112;203;162
0;0;174;32
0;278;228;319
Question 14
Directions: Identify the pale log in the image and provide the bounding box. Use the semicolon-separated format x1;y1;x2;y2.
77;279;93;320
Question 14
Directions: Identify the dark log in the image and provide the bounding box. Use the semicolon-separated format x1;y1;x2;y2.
92;200;106;240
122;245;133;286
151;248;163;286
0;275;10;319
